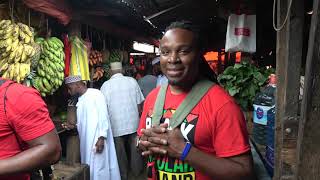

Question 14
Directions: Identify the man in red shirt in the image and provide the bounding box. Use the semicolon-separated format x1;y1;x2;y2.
137;21;255;180
0;79;61;179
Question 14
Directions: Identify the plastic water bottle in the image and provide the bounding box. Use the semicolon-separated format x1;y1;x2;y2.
265;107;275;176
252;74;276;145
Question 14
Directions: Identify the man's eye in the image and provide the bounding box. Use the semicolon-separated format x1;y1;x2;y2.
179;50;189;54
161;51;169;55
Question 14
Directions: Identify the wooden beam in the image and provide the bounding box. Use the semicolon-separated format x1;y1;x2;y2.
274;0;304;179
296;0;320;179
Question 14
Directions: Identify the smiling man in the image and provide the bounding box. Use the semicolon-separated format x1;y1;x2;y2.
137;21;255;180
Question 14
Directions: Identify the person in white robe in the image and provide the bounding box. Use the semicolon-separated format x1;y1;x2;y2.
63;75;120;180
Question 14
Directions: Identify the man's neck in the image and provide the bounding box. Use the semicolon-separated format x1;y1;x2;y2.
79;87;88;96
169;81;196;95
169;85;189;95
169;76;202;95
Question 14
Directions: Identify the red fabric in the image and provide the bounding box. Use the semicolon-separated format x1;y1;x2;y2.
22;0;72;25
138;85;250;180
63;34;71;77
0;80;55;180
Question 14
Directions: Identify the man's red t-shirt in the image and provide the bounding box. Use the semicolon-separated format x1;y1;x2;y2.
137;85;250;180
0;80;55;180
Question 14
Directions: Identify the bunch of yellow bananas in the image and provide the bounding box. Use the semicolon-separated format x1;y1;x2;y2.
32;37;65;97
0;20;38;83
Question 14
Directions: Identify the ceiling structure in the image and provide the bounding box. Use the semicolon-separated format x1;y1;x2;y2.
67;0;257;50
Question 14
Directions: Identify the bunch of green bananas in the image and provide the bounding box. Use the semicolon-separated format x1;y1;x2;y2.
109;49;122;63
33;37;65;97
0;20;38;83
102;63;111;80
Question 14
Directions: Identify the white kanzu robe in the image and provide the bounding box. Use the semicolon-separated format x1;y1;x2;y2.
76;88;121;180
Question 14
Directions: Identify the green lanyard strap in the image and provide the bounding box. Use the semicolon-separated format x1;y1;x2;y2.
152;79;214;129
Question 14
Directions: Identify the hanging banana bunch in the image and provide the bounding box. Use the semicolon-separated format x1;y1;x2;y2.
33;37;65;97
0;20;39;83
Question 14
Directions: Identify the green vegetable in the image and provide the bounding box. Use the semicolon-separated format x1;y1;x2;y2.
218;59;275;111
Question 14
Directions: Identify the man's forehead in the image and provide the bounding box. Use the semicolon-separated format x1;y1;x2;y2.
160;28;195;46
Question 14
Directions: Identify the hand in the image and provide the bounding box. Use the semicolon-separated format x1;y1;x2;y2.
61;122;76;130
95;137;105;153
147;127;186;159
139;123;168;156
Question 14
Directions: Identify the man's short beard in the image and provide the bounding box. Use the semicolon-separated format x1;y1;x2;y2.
168;79;189;87
168;79;180;86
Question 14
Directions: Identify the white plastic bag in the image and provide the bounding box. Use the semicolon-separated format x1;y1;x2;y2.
225;14;256;53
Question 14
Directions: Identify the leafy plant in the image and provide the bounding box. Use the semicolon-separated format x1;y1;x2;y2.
218;60;275;111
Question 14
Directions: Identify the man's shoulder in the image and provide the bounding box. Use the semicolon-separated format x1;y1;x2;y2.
145;86;161;101
203;84;238;109
6;82;40;98
88;88;101;93
87;88;104;97
124;75;138;82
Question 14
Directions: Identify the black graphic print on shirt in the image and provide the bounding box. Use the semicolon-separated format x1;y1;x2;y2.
145;109;199;180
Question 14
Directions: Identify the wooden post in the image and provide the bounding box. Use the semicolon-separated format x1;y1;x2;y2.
217;50;223;74
274;0;304;179
296;0;320;179
66;105;80;164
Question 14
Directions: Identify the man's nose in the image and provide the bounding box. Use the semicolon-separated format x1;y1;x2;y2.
169;52;180;63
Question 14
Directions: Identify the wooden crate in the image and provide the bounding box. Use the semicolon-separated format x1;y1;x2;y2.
52;162;89;180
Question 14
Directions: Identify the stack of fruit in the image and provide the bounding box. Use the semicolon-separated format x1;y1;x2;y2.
89;50;103;66
0;20;39;83
109;49;122;63
92;67;104;81
102;63;111;80
33;37;65;96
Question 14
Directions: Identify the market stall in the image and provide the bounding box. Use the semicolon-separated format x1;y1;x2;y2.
0;0;145;179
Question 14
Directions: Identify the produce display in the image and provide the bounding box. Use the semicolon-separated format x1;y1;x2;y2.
0;20;39;83
33;37;65;96
89;50;103;66
109;49;122;63
69;36;90;81
101;49;110;64
102;63;111;79
92;66;104;81
218;60;275;110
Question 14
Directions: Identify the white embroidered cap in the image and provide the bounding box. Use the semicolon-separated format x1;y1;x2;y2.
64;75;82;84
110;62;122;70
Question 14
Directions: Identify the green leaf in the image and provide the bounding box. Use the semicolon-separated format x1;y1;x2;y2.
219;74;234;80
234;63;243;69
249;84;258;97
223;66;235;75
228;86;240;96
241;77;250;83
254;72;267;82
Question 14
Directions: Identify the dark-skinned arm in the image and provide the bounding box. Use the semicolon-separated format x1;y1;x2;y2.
0;129;61;175
140;125;255;180
184;146;254;180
